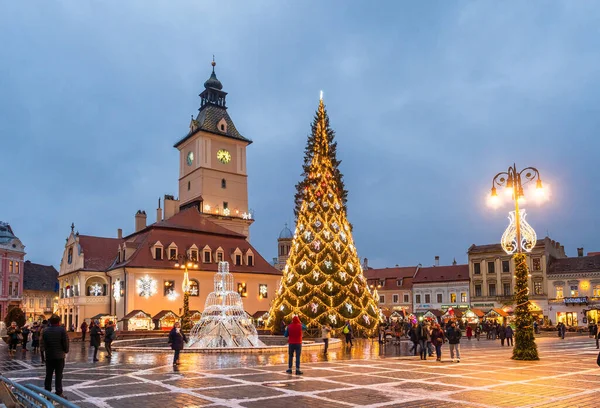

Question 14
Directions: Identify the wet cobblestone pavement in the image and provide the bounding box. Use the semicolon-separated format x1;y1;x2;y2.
2;336;599;407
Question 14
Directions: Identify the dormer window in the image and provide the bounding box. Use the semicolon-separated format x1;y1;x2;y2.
397;278;403;287
203;245;212;263
217;118;227;133
246;250;255;266
233;248;243;266
152;241;164;260
117;251;121;263
168;242;178;260
188;244;199;262
216;247;224;262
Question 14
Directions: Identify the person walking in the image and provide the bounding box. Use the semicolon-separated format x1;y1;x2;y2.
431;323;446;362
89;321;103;362
321;324;331;354
104;321;116;358
284;316;305;375
466;325;473;341
168;322;187;366
80;321;88;343
31;322;41;353
343;320;353;348
475;324;481;341
409;323;418;355
6;322;21;354
417;320;430;360
40;320;48;363
499;323;507;346
41;315;69;399
21;325;31;351
446;321;462;363
505;324;514;347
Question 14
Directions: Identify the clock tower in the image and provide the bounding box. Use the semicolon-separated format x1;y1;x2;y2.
174;60;253;237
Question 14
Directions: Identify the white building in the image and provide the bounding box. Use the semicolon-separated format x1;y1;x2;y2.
412;264;470;314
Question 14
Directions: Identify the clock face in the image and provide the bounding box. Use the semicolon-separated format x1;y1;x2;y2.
217;149;231;164
186;151;194;166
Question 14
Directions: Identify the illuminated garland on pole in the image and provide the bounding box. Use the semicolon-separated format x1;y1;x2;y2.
267;94;379;336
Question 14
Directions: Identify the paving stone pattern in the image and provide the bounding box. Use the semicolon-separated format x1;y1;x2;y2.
2;336;600;407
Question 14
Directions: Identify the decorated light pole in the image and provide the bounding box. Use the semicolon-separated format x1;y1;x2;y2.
173;254;199;330
490;164;545;360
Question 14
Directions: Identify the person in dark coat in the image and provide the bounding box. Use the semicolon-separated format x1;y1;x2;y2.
408;323;418;355
21;325;31;351
89;321;103;362
416;321;431;360
446;321;462;363
430;323;446;362
168;322;187;366
104;321;116;358
6;322;21;354
41;315;69;398
505;325;514;346
31;322;41;352
80;321;88;343
499;323;507;346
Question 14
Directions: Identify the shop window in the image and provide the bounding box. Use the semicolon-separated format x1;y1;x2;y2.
570;285;578;297
259;284;268;299
593;285;600;297
415;294;421;304
164;280;175;296
392;294;399;303
556;286;563;299
461;292;467;303
425;294;431;303
534;281;543;295
189;280;199;297
533;258;541;271
379;295;385;304
473;262;481;275
502;260;510;273
436;294;443;303
403;294;409;303
487;262;495;274
488;284;496;297
503;283;511;296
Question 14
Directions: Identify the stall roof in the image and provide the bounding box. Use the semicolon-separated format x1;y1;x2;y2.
252;310;269;319
486;308;509;317
469;308;486;318
152;310;179;320
122;310;151;320
423;310;443;317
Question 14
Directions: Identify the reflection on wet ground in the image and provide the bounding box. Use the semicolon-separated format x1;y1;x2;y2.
4;336;599;407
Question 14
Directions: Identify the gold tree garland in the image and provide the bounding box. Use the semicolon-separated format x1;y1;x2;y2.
267;99;380;336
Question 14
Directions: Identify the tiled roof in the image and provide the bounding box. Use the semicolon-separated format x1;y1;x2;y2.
23;261;58;292
364;267;417;280
114;207;281;276
547;255;600;275
413;264;469;284
174;104;252;148
468;240;545;254
122;310;151;320
78;235;122;271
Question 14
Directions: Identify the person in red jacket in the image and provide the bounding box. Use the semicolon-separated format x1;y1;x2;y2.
284;315;305;375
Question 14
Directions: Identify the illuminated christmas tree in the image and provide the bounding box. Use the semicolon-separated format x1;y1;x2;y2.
512;253;539;360
268;95;379;335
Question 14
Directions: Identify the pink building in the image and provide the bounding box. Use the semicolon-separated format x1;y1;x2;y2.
0;222;26;320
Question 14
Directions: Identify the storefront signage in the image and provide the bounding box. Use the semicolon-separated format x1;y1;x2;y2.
441;304;470;310
472;303;495;307
564;297;589;305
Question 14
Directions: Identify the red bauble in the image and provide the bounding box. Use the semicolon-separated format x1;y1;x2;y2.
321;182;326;188
316;191;322;197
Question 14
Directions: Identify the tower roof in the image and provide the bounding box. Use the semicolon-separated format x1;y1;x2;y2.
203;59;223;90
278;224;293;239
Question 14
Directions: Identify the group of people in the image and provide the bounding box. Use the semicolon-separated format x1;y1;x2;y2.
6;321;45;354
408;320;463;362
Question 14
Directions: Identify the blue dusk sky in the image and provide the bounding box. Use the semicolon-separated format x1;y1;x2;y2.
1;1;599;269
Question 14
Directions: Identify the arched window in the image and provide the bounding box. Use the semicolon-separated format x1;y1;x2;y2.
189;279;199;297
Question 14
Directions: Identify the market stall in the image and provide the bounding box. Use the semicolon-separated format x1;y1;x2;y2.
188;310;202;325
484;308;509;325
441;308;463;324
89;314;117;328
120;310;153;331
152;310;179;331
421;310;442;323
462;309;482;326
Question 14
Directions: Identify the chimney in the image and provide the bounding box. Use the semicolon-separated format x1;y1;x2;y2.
435;256;440;267
577;247;584;257
156;198;163;223
363;258;369;269
163;195;180;219
117;228;123;239
135;210;147;232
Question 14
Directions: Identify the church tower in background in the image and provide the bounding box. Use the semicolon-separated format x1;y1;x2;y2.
174;59;254;237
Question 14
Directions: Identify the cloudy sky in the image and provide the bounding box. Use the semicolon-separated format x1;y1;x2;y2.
2;1;599;269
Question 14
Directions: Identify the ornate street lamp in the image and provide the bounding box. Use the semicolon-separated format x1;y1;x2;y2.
173;253;199;330
490;164;544;360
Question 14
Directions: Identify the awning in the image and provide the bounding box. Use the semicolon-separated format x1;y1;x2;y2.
486;308;509;318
